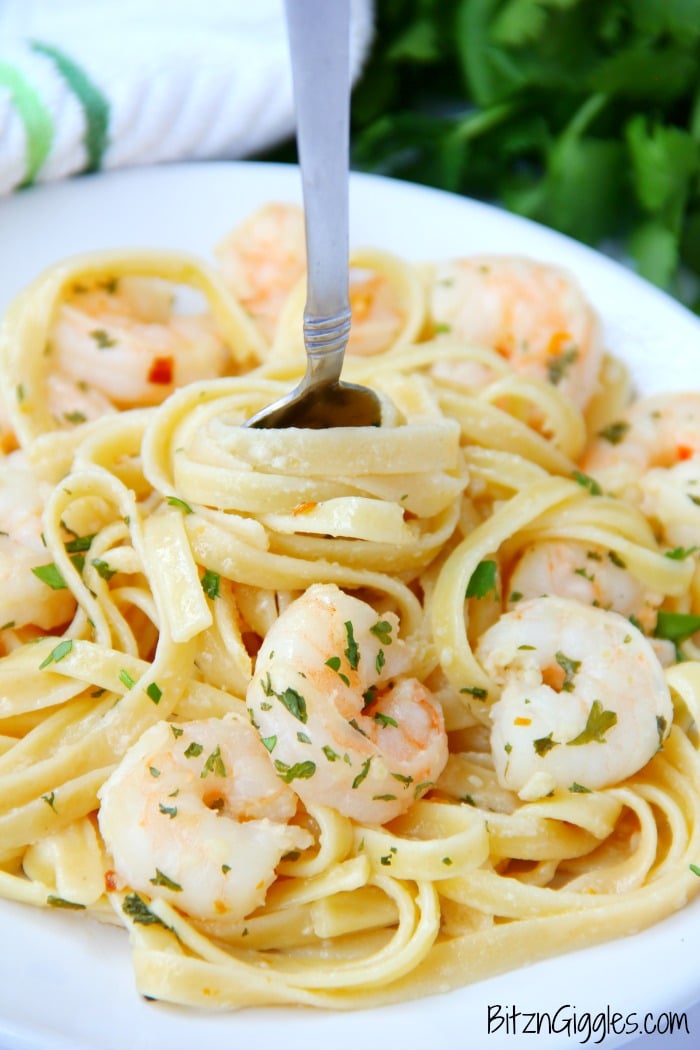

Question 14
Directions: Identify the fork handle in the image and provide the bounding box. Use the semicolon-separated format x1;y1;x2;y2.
284;0;351;384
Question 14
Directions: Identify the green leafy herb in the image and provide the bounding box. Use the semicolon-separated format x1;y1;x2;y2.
149;869;182;891
344;620;360;670
655;611;700;644
201;746;226;778
533;733;557;756
547;345;578;384
460;685;488;700
31;563;67;590
572;470;602;495
374;712;399;728
184;742;203;758
370;620;393;644
166;496;193;514
598;420;630;444
569;782;592;793
159;802;178;819
555;650;581;692
201;569;221;600
122;893;168;928
91;557;116;581
567;700;618;745
326;655;350;685
90;328;117;348
147;682;163;705
335;0;700;304
274;759;316;782
465;559;498;599
352;757;372;789
39;639;73;669
47;895;85;910
275;686;308;724
119;669;136;690
65;534;95;553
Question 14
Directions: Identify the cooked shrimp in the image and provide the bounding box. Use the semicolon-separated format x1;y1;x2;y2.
428;256;603;410
0;453;76;633
51;275;229;408
582;392;700;496
246;582;449;824
97;713;313;922
507;540;664;634
215;203;307;344
346;265;408;356
46;371;117;430
476;596;672;799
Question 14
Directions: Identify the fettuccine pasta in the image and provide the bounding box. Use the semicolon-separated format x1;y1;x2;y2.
0;202;698;1010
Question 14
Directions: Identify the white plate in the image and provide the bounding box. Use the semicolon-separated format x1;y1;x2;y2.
0;162;699;1050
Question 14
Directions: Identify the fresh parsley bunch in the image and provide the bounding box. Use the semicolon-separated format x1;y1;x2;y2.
349;0;700;308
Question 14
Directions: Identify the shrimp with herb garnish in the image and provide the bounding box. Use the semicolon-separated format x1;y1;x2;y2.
246;582;449;824
98;712;313;921
476;596;672;800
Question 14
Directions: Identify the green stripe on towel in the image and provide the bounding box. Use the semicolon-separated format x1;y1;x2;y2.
0;62;54;185
31;41;110;172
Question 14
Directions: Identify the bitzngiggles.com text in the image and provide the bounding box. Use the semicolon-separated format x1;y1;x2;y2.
487;1003;690;1044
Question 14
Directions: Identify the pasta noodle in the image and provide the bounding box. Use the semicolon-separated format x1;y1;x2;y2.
0;201;699;1011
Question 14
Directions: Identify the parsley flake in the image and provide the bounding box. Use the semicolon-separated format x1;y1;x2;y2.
567;701;617;746
465;559;498;600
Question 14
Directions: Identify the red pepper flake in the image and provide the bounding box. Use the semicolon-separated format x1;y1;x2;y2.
514;716;532;726
104;870;119;892
677;445;695;461
148;356;174;385
293;501;318;516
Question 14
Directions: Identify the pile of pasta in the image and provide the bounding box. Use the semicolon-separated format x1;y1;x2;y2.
0;205;698;1011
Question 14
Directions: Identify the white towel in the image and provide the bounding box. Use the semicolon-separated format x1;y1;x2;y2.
0;0;374;195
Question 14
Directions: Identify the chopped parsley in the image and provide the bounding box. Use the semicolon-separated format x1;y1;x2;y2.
147;682;163;705
31;563;68;590
460;685;488;700
47;895;85;910
122;893;169;927
555;651;581;692
91;557;116;581
352;757;372;789
201;746;226;778
533;733;557;756
369;620;393;645
344;620;360;670
571;470;602;495
201;569;221;600
547;345;578;385
119;669;136;690
90;328;117;348
567;701;617;745
166;496;193;514
274;759;316;782
465;559;498;599
149;869;182;891
275;686;308;724
597;420;630;444
39;639;73;669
